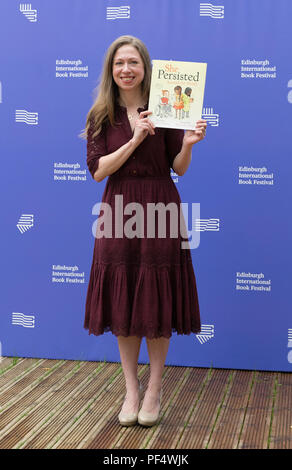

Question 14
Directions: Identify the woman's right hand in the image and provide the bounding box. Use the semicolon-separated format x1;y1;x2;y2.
132;110;155;146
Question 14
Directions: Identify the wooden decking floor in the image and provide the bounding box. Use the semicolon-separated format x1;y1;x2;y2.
0;357;291;449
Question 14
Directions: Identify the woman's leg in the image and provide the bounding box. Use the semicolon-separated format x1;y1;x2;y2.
117;335;142;414
142;337;170;413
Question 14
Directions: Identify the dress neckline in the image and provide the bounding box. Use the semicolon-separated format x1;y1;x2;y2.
116;101;148;113
115;101;149;138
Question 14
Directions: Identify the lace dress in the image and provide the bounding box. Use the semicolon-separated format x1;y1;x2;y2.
84;103;201;338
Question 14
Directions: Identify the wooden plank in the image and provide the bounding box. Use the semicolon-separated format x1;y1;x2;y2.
206;370;254;449
145;367;210;449
0;359;62;416
176;368;231;449
0;358;25;375
1;361;87;448
269;372;292;449
50;362;125;449
0;357;290;449
0;360;77;447
237;371;276;449
0;358;44;393
25;362;119;449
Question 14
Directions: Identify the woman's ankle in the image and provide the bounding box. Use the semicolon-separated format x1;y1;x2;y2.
146;381;162;395
125;376;140;394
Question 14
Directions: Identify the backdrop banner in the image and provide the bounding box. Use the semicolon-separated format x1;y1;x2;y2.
1;0;291;372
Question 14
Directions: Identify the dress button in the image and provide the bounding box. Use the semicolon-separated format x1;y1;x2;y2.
133;170;137;175
133;156;136;160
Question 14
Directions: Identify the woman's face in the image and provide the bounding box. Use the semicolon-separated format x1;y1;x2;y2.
112;44;145;93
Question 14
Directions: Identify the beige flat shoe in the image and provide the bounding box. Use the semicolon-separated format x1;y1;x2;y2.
138;390;162;427
118;380;143;426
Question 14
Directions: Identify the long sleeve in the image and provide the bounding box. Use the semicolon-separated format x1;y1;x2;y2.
86;119;107;179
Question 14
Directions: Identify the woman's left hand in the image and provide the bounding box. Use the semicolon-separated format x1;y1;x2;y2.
183;119;207;146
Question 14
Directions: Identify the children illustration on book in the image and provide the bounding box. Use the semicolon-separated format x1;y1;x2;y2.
154;86;194;120
161;89;169;105
173;86;184;119
181;87;194;119
154;90;172;118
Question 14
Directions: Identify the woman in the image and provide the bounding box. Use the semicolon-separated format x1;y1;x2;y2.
81;35;207;427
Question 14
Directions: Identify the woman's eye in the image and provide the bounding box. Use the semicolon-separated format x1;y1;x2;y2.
114;60;138;66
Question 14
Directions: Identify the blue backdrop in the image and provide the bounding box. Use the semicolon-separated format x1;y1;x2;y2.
1;0;292;372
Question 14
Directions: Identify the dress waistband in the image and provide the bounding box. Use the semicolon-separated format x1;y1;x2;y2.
109;174;172;181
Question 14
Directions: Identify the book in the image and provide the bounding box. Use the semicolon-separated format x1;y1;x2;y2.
148;59;207;130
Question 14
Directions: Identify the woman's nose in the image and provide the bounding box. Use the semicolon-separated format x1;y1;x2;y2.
122;62;130;72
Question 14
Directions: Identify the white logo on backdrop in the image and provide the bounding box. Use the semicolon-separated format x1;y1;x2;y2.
52;264;85;284
196;325;215;344
19;3;37;22
55;59;89;78
53;162;87;181
199;3;224;19
106;6;130;20
236;271;271;292
15;109;38;125
288;80;292;104
288;328;292;364
17;214;34;234
195;218;220;231
241;59;276;79
12;312;35;328
202;107;219;126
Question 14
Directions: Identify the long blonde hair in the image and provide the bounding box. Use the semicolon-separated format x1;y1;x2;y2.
79;35;152;140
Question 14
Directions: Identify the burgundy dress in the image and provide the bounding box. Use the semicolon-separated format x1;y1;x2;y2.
84;102;201;338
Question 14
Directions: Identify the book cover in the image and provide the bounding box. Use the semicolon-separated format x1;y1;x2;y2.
148;59;207;130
